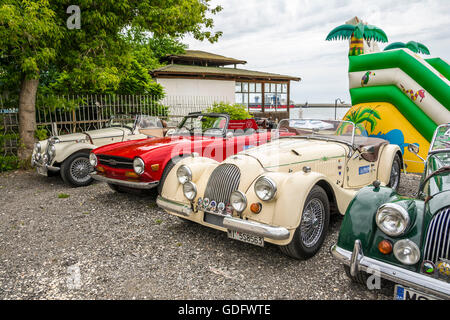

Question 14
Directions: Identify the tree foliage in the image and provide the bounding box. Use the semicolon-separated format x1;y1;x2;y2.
205;102;252;120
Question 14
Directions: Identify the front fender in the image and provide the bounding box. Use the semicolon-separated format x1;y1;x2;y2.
243;171;355;231
336;186;400;252
53;143;95;164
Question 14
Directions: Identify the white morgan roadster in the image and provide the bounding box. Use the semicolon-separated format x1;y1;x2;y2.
157;119;403;259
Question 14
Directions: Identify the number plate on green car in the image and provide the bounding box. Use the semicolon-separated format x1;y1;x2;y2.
227;230;264;247
394;285;437;300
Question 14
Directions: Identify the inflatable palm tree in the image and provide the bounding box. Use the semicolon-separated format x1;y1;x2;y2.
326;22;388;56
384;41;430;55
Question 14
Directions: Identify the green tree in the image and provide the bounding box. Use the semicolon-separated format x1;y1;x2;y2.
205;102;252;120
0;0;222;160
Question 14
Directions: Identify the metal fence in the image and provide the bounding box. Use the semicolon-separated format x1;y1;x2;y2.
0;94;232;156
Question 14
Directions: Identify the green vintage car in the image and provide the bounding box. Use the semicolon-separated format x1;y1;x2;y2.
332;123;450;300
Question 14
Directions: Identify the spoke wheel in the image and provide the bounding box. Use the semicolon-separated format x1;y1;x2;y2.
61;151;94;187
279;185;330;260
388;154;401;191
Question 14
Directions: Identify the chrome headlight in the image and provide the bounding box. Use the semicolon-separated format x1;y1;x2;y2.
376;203;410;237
48;144;56;158
254;176;277;201
34;142;41;154
394;239;420;265
177;165;192;184
133;157;145;175
183;181;197;201
230;190;247;213
89;153;98;167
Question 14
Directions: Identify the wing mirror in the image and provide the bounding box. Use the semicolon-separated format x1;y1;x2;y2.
226;131;234;139
361;145;375;154
407;143;425;161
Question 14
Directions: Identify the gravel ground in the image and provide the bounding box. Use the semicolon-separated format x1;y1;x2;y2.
0;170;421;300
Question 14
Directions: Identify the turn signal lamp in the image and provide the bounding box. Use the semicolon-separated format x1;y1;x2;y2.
151;164;160;171
378;240;393;255
97;166;105;173
250;203;262;214
125;171;139;178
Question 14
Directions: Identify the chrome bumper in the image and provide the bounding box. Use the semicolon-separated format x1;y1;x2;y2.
331;241;450;300
156;196;290;241
90;172;158;189
156;196;193;216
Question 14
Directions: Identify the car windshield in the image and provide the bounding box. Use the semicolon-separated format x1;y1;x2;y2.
430;123;450;152
107;115;136;129
168;114;228;137
277;119;365;146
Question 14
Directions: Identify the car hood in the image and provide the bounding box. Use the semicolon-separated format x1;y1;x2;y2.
53;127;130;143
239;137;348;169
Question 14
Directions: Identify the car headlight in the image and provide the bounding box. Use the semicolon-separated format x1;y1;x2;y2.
394;239;420;265
177;165;192;184
133;157;145;175
183;181;197;201
376;203;410;237
34;142;41;154
230;190;247;213
48;144;56;158
89;153;98;167
254;176;277;201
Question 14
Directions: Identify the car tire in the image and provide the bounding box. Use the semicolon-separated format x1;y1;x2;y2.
60;151;94;187
157;155;188;195
279;185;330;260
387;153;401;192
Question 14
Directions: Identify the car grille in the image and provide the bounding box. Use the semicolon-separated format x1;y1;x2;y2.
423;207;450;264
203;164;240;205
98;154;134;169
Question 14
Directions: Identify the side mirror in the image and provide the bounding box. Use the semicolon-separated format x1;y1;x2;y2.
226;131;234;139
361;145;375;154
407;143;425;162
408;143;419;154
166;128;176;136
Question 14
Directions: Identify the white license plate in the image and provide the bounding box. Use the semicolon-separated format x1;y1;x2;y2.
394;285;437;300
36;166;48;176
227;230;264;247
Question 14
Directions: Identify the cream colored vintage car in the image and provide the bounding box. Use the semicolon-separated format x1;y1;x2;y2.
31;115;165;187
157;119;403;260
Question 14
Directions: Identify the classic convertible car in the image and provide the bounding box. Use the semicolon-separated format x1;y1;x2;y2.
89;113;276;194
157;119;402;260
332;123;450;300
31;115;164;187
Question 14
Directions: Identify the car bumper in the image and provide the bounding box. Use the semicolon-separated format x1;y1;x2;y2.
156;196;290;241
32;160;60;173
331;241;450;299
90;172;159;189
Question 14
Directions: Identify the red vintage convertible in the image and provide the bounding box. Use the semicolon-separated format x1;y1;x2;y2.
89;113;276;194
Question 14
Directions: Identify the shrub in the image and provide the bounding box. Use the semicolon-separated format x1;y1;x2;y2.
0;155;20;172
204;102;252;120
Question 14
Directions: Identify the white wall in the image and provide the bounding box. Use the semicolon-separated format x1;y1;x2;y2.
156;78;235;103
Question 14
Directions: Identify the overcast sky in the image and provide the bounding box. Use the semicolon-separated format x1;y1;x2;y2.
183;0;450;104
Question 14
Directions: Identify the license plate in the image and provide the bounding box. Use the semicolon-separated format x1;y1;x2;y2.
394;285;437;300
227;230;264;247
36;166;48;176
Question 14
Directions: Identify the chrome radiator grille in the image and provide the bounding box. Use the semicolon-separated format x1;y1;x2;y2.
423;207;450;263
203;164;240;204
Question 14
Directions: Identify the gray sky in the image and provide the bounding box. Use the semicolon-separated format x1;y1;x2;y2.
184;0;450;104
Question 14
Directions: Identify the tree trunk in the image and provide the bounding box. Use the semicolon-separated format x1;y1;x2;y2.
18;78;39;160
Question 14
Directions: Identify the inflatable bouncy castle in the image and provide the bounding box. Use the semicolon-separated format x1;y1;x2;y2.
326;17;450;172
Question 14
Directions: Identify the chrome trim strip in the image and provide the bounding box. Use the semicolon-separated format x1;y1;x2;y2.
331;243;450;299
223;216;290;240
90;172;158;189
156;196;193;217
